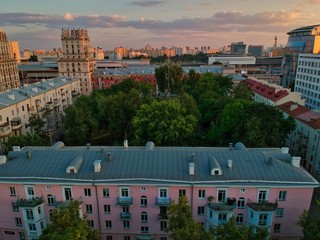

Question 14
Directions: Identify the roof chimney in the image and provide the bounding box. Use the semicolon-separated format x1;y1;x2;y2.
124;139;128;148
86;143;91;150
189;162;195;176
281;147;289;154
93;160;101;172
229;143;233;151
290;103;298;111
292;156;301;168
12;146;21;152
26;151;31;159
227;159;233;169
0;155;7;165
107;152;112;162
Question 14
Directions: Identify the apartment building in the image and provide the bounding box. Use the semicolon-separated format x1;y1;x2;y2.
0;77;80;144
277;101;320;179
58;28;96;95
0;142;317;240
295;54;320;110
0;28;20;92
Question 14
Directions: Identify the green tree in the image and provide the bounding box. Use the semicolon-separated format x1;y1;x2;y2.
168;196;206;240
3;133;47;154
40;200;99;240
230;83;254;101
297;199;320;240
155;64;184;93
132;99;197;145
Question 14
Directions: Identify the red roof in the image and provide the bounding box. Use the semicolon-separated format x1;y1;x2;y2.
243;79;289;102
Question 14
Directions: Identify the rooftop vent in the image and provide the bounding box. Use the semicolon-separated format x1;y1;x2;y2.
234;142;247;151
86;143;91;150
49;82;54;87
107;152;112;162
281;147;289;154
145;141;155;151
26;151;31;159
227;159;233;169
93;160;101;172
66;155;83;173
124;139;128;148
8;93;15;101
12;146;21;152
32;87;38;93
0;155;7;165
292;156;301;168
51;141;65;149
267;157;274;165
189;161;195;176
229;143;233;151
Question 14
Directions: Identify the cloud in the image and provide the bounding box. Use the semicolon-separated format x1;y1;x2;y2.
299;0;320;5
64;13;74;21
129;0;168;7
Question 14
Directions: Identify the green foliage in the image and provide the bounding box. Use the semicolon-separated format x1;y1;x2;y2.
40;200;99;240
230;83;254;101
297;199;320;240
28;55;38;62
155;64;184;93
168;196;206;240
3;133;47;154
132;99;197;145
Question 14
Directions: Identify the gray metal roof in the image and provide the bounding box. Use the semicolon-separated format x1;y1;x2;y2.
0;144;318;187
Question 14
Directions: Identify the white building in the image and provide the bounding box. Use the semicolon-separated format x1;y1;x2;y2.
58;28;96;95
295;54;320;110
208;56;256;65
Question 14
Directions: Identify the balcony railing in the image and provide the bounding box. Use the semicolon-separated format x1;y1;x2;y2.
208;198;237;211
11;117;22;130
0;122;12;137
247;200;278;211
17;197;44;208
116;196;133;206
120;212;131;219
155;197;171;206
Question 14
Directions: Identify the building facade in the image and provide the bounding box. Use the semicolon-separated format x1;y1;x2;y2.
0;28;20;92
295;53;320;110
230;42;246;55
58;28;96;95
281;25;320;88
0;142;318;240
248;45;264;57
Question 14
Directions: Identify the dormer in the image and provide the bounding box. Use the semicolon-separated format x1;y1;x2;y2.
210;157;223;176
66;155;83;173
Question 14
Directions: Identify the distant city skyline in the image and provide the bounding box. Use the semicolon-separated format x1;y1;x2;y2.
0;0;319;50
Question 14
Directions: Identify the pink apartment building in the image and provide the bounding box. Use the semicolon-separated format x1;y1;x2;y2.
0;141;318;240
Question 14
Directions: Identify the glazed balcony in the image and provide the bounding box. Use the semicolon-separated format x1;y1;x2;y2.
11;117;22;130
0;122;12;137
207;197;237;211
17;197;44;208
247;201;278;211
120;212;131;220
116;196;133;206
155;197;171;206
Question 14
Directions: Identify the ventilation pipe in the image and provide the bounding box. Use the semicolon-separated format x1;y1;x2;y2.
292;156;301;168
124;140;128;148
227;159;233;169
281;147;289;154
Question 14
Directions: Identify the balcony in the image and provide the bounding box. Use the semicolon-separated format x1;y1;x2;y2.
116;196;133;206
53;99;60;107
120;212;131;220
158;213;168;220
17;197;44;208
155;197;171;206
0;122;12;137
208;198;237;211
72;90;79;97
46;101;54;110
247;201;278;211
10;117;22;130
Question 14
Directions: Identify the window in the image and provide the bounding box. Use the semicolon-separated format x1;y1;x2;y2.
47;194;54;205
179;189;186;197
10;186;16;196
217;189;226;203
274;223;281;233
218;213;227;224
103;188;110;197
141;226;149;233
258;190;268;203
121;188;129;197
106;236;113;240
278;191;287;201
88;220;94;228
141;196;147;207
26;209;34;220
237;197;245;208
29;223;36;231
40;221;44;229
159;188;167;198
84;188;91;197
12;202;19;212
160;237;167;240
25;186;35;199
236;214;243;224
197;206;205;215
15;217;22;226
258;214;267;226
105;220;112;229
141;212;148;222
210;210;213;218
276;208;284;218
104;205;111;214
198;189;205;198
86;204;93;214
63;187;72;200
124;237;130;240
123;206;129;213
38;206;41;214
19;232;26;240
160;221;167;231
123;220;130;229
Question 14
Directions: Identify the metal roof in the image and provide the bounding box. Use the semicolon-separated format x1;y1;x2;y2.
0;143;318;187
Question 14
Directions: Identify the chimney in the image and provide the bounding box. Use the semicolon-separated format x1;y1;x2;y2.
0;155;7;165
124;139;128;148
281;147;289;154
227;159;233;169
290;103;298;111
26;151;31;159
229;143;233;151
107;152;112;162
12;146;21;152
93;160;101;172
86;143;91;150
189;162;195;176
292;156;301;168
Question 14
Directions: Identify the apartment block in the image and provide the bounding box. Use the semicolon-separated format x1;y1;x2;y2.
295;54;320;110
0;142;317;240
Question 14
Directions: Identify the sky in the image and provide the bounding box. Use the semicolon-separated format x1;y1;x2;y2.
0;0;319;51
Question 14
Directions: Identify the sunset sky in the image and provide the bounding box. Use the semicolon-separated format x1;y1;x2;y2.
1;0;319;51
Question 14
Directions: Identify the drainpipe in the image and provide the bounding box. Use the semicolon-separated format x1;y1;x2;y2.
191;183;194;217
93;178;101;236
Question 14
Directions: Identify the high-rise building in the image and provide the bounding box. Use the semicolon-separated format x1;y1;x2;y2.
248;45;264;57
230;42;246;55
8;40;21;63
58;28;96;95
0;28;20;92
281;24;320;88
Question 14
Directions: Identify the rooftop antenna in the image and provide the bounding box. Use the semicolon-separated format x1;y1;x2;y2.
273;36;278;50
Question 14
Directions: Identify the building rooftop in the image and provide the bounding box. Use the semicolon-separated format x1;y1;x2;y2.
0;142;318;187
287;24;320;35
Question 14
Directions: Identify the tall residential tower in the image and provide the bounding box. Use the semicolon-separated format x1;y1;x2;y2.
58;28;96;95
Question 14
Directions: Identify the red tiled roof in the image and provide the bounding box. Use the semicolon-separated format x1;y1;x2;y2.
243;79;289;102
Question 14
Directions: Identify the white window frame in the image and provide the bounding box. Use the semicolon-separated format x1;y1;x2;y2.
278;191;287;201
217;188;228;203
236;214;244;224
86;204;93;214
123;220;130;229
26;209;34;220
10;186;16;196
104;204;111;214
276;208;284;218
257;188;269;203
141;211;148;222
141;196;148;207
84;188;91;197
105;220;112;229
158;187;168;198
120;187;130;197
198;189;205;198
258;214;268;226
237;197;245;208
28;223;36;232
103;188;110;197
24;185;35;200
62;186;73;201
